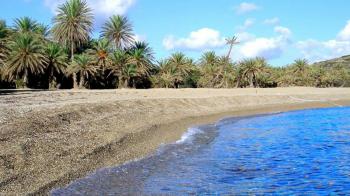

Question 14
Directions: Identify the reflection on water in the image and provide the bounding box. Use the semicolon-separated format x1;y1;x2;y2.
52;107;350;195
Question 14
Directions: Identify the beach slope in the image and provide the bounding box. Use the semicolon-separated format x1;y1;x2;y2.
1;88;350;194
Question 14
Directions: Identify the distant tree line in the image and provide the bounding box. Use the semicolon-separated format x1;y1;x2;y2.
0;0;349;89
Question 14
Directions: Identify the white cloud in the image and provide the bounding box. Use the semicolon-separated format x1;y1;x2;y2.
44;0;135;17
337;20;350;41
237;18;255;31
133;34;145;42
163;28;226;51
297;20;350;62
243;18;255;28
274;26;292;38
236;32;255;42
235;2;259;14
240;38;284;59
238;26;292;60
263;17;280;26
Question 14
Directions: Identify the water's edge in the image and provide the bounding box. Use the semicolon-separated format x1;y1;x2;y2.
52;106;347;195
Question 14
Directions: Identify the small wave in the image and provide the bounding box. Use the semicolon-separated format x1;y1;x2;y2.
176;127;204;144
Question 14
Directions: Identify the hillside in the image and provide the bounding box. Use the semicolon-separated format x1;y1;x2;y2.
314;55;350;68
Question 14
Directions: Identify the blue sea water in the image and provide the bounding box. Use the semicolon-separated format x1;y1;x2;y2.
52;107;350;195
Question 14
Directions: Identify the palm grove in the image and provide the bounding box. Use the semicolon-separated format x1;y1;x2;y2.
0;0;349;89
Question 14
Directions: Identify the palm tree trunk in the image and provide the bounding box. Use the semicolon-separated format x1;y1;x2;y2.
124;78;129;88
235;77;241;88
117;77;124;89
71;42;78;89
132;78;136;89
253;73;259;88
226;44;233;60
79;73;85;89
23;69;29;89
341;80;346;87
249;73;254;88
49;68;55;89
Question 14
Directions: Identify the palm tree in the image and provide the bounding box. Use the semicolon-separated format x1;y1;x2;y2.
239;57;267;88
128;42;154;77
120;64;137;88
13;17;39;33
292;58;308;72
68;53;96;88
198;52;235;88
44;42;68;88
199;51;219;66
198;52;219;88
216;56;236;88
274;67;294;87
52;0;93;88
152;59;177;88
169;53;192;76
167;52;193;88
292;59;308;75
109;49;130;88
89;38;111;69
291;58;310;86
101;15;134;49
36;23;50;38
225;36;239;60
4;33;47;88
133;41;154;61
87;38;112;87
0;20;9;67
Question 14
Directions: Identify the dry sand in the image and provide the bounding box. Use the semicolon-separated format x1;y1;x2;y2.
1;87;350;195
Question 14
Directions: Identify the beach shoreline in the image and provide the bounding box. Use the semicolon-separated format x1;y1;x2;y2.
1;88;350;195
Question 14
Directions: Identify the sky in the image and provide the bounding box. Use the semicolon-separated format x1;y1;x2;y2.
2;0;350;66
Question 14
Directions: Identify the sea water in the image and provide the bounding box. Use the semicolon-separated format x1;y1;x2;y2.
52;107;350;195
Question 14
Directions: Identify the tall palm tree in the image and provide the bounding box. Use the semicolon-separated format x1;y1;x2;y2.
68;53;96;88
44;42;68;88
52;0;93;88
101;15;134;49
216;56;236;88
4;33;47;88
199;52;235;88
225;36;239;60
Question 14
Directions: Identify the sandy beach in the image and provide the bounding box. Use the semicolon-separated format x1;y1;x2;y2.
1;87;350;195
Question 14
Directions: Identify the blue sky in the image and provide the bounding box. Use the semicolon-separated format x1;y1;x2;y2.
2;0;350;66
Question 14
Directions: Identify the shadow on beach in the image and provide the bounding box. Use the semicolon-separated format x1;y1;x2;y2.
0;89;49;96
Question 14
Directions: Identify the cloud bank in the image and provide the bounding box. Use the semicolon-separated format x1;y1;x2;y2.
297;20;350;62
235;2;260;14
163;28;226;51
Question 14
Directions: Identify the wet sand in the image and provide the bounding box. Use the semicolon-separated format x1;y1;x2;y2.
1;88;350;195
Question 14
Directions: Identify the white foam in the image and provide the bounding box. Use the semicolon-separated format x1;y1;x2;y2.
176;127;203;144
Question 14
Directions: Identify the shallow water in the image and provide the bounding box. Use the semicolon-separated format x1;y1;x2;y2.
52;107;350;195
